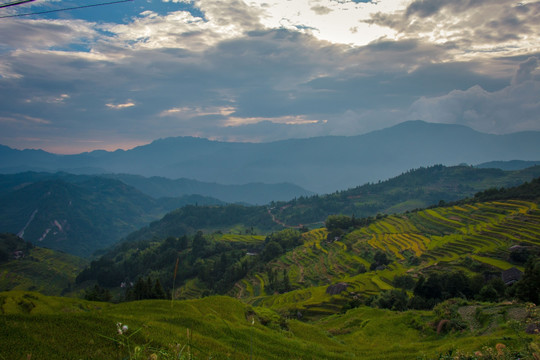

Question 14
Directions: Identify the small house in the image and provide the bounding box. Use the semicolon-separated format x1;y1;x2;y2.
501;267;523;285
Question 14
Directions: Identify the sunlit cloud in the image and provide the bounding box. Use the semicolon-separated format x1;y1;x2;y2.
0;114;51;125
225;115;325;126
25;94;70;104
106;101;136;109
160;106;236;118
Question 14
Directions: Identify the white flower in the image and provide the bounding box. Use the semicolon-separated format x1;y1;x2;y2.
116;322;128;334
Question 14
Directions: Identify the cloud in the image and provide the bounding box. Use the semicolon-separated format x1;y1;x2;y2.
1;0;540;153
0;18;97;50
409;57;540;134
311;5;333;15
0;114;51;125
365;0;540;59
512;56;539;85
106;101;136;110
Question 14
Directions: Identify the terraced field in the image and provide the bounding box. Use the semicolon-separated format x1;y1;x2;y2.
216;233;266;244
0;246;87;296
236;199;540;317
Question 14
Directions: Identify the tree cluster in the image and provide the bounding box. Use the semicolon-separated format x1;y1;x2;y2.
125;276;167;301
76;230;267;301
83;284;112;302
0;233;34;263
367;260;540;312
261;229;302;261
265;268;291;294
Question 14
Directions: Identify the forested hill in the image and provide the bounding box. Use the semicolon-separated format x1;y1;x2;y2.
74;176;540;308
122;204;283;245
118;165;540;246
269;164;540;227
0;175;222;257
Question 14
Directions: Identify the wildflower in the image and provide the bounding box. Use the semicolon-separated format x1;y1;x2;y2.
116;322;129;335
495;343;506;356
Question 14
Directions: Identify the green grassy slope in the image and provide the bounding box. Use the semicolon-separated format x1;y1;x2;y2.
1;291;538;360
0;234;87;295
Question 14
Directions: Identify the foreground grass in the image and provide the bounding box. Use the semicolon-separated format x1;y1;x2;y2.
1;291;539;359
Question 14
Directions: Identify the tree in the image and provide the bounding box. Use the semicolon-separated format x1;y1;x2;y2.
325;215;353;231
262;241;283;261
371;289;409;311
281;268;291;293
153;279;166;299
393;274;416;290
514;257;540;304
84;284;112;302
191;231;207;258
370;250;390;270
478;285;498;302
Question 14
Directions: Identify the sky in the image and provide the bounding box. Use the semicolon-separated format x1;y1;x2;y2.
0;0;539;154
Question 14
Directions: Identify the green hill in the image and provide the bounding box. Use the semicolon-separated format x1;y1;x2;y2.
0;233;87;295
1;178;540;359
1;291;538;359
121;165;540;246
270;164;540;227
77;179;540;316
0;174;222;257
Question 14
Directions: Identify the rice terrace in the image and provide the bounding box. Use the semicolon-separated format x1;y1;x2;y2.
1;168;540;359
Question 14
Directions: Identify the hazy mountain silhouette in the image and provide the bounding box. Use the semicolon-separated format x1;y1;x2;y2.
2;121;540;193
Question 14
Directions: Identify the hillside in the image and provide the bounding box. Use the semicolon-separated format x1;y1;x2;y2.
0;233;87;295
1;291;538;359
77;178;540;314
117;165;540;246
2;121;540;193
2;179;540;359
269;164;540;227
0;175;222;257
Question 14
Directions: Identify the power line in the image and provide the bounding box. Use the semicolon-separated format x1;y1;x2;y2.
0;0;36;9
0;0;133;18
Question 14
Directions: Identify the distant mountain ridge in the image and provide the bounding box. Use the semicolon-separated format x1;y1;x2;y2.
476;160;540;171
103;174;314;205
2;121;540;193
0;171;312;205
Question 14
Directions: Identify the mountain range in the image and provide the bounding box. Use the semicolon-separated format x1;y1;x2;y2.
2;165;540;257
2;121;540;193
